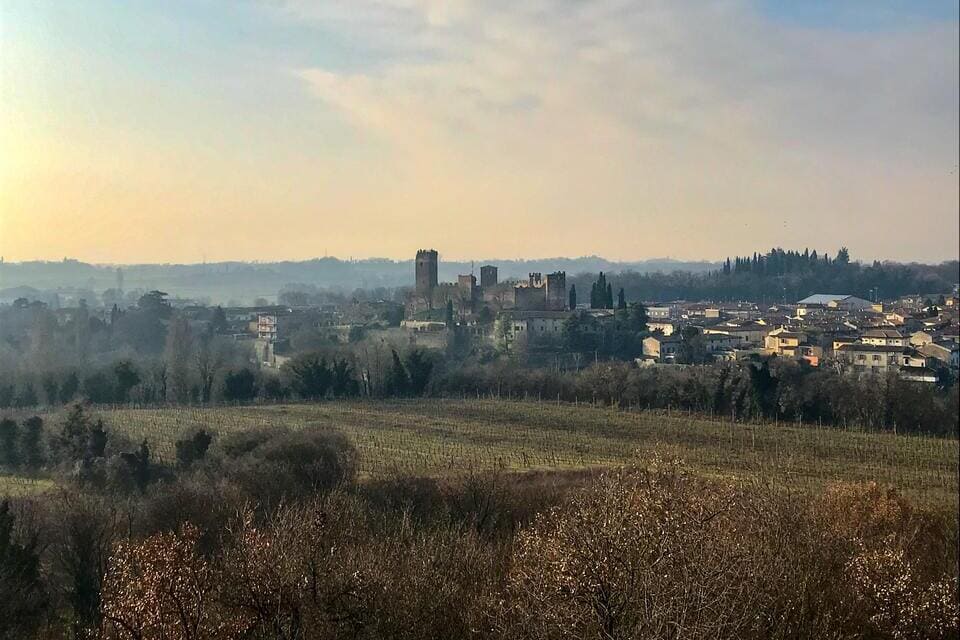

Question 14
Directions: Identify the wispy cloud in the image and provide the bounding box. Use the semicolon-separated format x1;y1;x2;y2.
2;1;956;262
277;0;958;260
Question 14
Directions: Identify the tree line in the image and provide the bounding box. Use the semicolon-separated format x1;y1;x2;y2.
569;247;958;303
433;359;959;436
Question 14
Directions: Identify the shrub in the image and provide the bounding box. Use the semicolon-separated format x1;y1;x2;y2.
498;459;763;639
174;429;213;468
217;428;358;508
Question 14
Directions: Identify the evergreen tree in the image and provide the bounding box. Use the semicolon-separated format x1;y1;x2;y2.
15;384;37;408
175;430;213;468
445;300;454;328
0;419;19;468
210;306;228;334
286;354;332;399
331;358;356;397
404;349;434;396
569;285;577;310
60;372;79;404
629;303;649;332
223;368;257;402
591;272;610;309
42;375;60;406
19;417;44;468
113;361;140;403
133;440;151;491
55;404;93;462
0;500;47;638
616;288;626;310
86;419;108;460
386;350;409;396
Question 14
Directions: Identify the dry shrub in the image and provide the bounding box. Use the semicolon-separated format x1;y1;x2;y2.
216;492;369;639
815;481;959;640
350;518;502;639
848;539;958;640
498;458;762;639
498;466;959;640
101;523;231;640
94;465;958;640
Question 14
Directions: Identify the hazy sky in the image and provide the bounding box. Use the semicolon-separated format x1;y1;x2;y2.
2;0;958;264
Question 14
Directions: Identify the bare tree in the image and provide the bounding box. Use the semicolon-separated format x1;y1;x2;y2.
164;315;193;404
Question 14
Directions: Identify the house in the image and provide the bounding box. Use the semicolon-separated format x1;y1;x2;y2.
255;309;296;342
646;305;675;320
919;341;960;369
400;320;448;333
883;312;907;326
860;328;906;347
642;335;683;361
796;345;824;367
835;344;905;373
797;294;875;317
497;310;572;347
701;333;740;353
703;321;770;345
764;328;806;356
832;337;857;353
647;320;677;336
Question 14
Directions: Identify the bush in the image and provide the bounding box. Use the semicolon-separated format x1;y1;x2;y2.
174;429;213;468
498;460;765;639
217;428;358;508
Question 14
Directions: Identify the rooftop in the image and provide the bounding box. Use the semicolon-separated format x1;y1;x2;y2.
798;294;851;305
837;344;909;353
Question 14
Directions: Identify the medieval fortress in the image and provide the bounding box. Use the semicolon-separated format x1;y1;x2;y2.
408;249;568;319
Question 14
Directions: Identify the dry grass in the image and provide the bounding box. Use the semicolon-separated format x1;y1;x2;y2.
66;399;960;507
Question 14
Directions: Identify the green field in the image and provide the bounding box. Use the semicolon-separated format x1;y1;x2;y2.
45;399;956;506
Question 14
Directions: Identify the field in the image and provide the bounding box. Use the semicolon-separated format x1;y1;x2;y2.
26;399;956;507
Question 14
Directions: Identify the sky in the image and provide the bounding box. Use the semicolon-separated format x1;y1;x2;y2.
1;0;958;264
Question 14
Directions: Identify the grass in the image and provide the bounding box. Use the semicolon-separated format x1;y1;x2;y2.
0;474;56;496
67;399;960;507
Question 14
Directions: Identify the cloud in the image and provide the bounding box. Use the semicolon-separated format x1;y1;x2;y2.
283;2;957;261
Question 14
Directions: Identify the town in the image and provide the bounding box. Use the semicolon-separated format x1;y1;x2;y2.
235;249;958;384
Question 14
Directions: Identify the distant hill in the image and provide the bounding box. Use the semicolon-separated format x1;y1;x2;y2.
0;256;719;305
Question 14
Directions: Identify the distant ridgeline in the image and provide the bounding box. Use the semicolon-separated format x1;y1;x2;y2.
0;256;717;305
566;248;959;304
0;249;956;305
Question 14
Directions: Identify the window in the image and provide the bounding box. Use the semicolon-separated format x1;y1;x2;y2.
872;355;881;362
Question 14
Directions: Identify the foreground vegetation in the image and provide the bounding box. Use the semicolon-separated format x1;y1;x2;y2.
0;400;957;639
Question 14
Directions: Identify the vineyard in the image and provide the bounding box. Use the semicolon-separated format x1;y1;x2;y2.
30;398;954;506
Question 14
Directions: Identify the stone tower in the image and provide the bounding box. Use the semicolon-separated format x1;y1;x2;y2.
480;265;498;288
415;249;439;295
545;271;567;310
